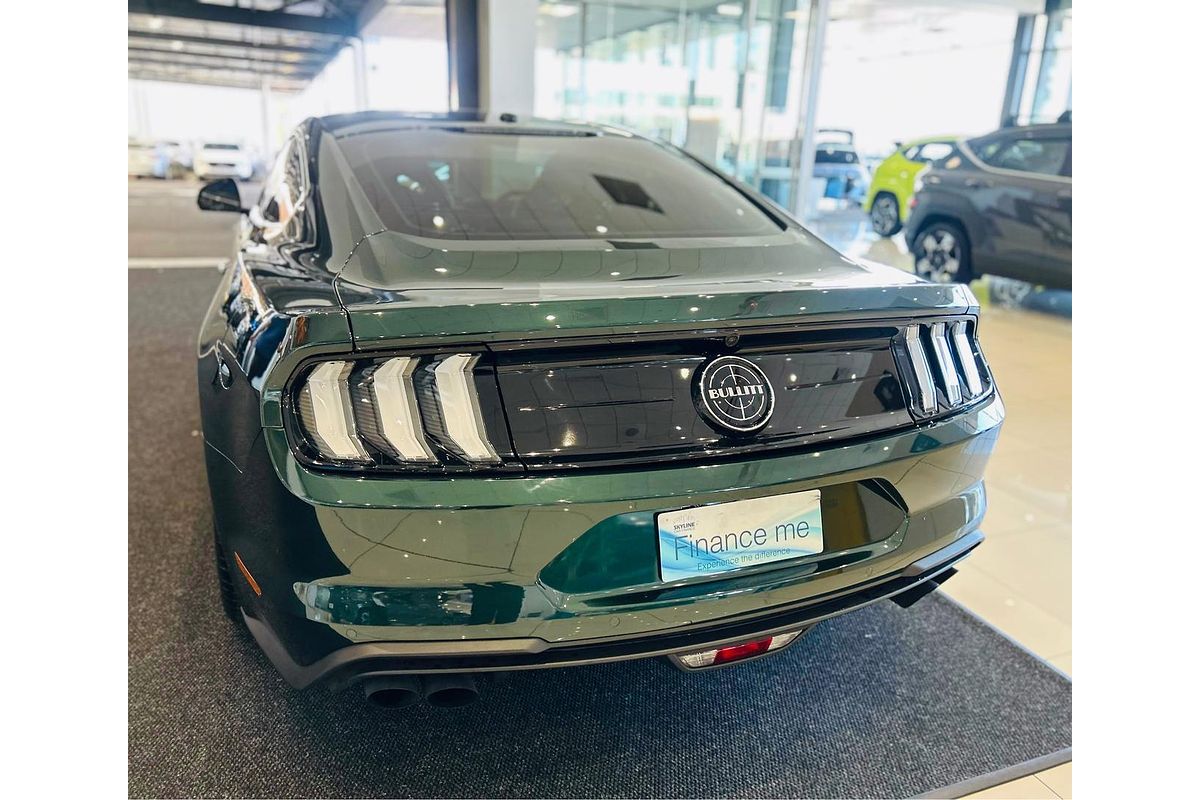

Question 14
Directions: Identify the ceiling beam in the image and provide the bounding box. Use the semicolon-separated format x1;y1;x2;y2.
129;54;320;79
128;44;329;66
129;61;312;83
129;70;308;92
128;0;357;37
128;30;336;57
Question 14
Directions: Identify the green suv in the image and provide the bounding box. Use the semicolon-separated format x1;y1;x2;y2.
195;112;1002;708
864;137;957;236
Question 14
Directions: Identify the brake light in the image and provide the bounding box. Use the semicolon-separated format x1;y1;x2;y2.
675;630;804;669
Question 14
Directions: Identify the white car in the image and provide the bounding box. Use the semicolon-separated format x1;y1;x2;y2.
193;142;253;181
129;140;167;178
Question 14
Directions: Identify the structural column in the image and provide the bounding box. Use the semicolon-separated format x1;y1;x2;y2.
445;0;480;111
260;78;274;156
789;0;830;222
351;36;370;111
478;0;537;118
1000;14;1035;128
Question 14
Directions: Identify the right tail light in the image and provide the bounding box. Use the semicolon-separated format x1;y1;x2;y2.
894;317;993;419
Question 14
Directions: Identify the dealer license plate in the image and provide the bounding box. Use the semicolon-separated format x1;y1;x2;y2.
657;490;823;582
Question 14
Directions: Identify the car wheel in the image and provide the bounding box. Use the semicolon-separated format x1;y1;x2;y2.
989;276;1034;307
914;220;972;284
214;532;241;623
869;193;903;237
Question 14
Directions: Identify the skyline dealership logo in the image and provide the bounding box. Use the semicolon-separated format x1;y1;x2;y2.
695;355;775;433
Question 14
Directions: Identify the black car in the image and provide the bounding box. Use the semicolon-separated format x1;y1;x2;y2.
906;121;1071;290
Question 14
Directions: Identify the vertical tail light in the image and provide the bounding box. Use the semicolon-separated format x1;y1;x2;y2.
903;325;937;414
428;354;501;464
929;322;963;405
297;361;371;462
950;320;984;397
360;357;436;463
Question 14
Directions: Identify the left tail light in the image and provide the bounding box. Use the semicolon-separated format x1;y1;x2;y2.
290;352;510;471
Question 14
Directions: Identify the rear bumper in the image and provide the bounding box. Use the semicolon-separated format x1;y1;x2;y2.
247;529;982;691
208;376;1002;692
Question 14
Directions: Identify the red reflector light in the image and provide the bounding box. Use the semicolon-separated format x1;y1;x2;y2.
712;637;773;665
675;630;805;668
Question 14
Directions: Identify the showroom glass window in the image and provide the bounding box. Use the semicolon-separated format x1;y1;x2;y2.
333;128;783;240
533;1;818;213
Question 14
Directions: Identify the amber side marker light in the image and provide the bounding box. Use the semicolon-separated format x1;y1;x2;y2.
672;630;806;670
233;551;262;597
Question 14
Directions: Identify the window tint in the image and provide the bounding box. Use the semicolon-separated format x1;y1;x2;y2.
916;142;953;162
333;129;782;240
973;136;1068;176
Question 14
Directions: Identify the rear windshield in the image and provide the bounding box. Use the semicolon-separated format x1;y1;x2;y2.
814;146;859;164
332;128;783;240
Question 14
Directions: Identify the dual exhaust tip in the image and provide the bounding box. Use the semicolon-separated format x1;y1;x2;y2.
361;673;479;709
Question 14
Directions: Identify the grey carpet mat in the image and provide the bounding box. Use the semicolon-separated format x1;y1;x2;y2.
129;268;1072;799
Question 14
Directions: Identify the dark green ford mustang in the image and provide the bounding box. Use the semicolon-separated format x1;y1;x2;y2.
196;111;1002;708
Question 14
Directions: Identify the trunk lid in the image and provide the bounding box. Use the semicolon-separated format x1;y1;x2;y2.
333;229;975;346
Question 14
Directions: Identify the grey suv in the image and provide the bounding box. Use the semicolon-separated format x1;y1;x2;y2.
906;121;1071;290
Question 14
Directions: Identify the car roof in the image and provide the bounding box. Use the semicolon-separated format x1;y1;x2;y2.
902;135;959;147
993;122;1071;137
315;110;616;139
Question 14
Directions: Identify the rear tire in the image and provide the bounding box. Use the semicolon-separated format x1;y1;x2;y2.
869;193;903;237
913;219;972;284
214;532;241;623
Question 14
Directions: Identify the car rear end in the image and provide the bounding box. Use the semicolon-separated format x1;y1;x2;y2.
813;144;869;202
128;141;163;177
194;143;251;180
206;119;1003;695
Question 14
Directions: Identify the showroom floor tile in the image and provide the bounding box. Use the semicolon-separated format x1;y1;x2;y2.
967;774;1061;799
955;301;1072;799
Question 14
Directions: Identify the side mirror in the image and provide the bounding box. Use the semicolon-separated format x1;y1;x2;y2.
197;178;245;213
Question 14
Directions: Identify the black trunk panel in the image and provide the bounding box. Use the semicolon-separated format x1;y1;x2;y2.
493;326;911;470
